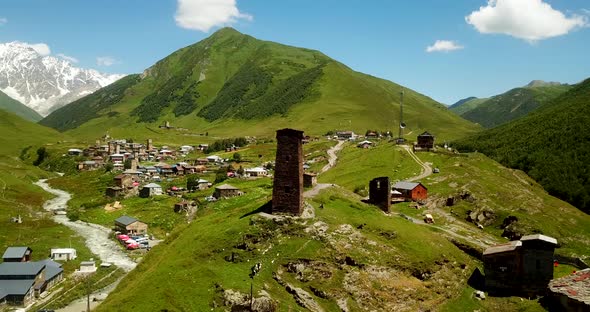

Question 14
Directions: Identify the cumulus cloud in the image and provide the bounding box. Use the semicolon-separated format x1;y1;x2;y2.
19;42;51;56
466;0;588;42
96;56;118;67
0;17;7;26
175;0;253;32
426;40;464;53
57;53;79;63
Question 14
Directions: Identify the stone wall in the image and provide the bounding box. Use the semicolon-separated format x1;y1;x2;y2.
369;177;391;212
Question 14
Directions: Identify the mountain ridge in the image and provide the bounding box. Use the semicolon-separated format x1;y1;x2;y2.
41;28;479;141
0;41;125;116
0;90;43;121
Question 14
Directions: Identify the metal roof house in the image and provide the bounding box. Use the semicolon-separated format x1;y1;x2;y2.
139;183;163;198
114;216;148;235
213;184;242;199
392;181;428;201
2;247;32;262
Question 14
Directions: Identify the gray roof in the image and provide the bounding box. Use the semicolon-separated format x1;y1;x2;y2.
0;288;6;300
0;280;35;296
549;268;590;305
520;234;558;245
483;241;522;256
143;183;162;189
215;184;238;190
115;215;139;226
392;181;422;191
36;259;63;281
0;262;45;277
2;247;31;260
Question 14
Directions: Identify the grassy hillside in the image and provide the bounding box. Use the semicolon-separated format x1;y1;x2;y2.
448;97;488;116
454;78;590;212
460;84;571;128
0;91;42;122
41;28;479;142
0;110;93;270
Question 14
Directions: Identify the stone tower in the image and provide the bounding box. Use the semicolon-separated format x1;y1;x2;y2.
369;177;391;213
272;128;304;215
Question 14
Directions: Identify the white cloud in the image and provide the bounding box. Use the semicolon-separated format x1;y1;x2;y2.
96;56;118;67
426;40;464;53
56;53;79;63
0;17;7;26
19;42;51;56
175;0;253;32
466;0;588;42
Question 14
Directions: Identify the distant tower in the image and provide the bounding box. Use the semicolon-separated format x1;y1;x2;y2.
272;128;304;215
398;89;406;143
147;139;153;151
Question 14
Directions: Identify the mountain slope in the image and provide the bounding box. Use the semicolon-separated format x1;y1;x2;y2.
41;28;480;142
0;41;124;116
460;83;571;128
0;90;42;121
448;97;488;115
454;78;590;212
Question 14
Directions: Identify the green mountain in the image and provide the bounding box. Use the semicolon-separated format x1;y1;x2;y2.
448;96;488;115
454;78;590;212
41;28;479;142
459;83;571;128
0;90;43;122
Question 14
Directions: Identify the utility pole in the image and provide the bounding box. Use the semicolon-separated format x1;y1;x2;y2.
86;276;91;312
398;89;405;142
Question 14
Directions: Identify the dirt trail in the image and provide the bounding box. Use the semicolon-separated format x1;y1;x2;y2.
35;179;136;271
304;140;345;198
401;145;432;182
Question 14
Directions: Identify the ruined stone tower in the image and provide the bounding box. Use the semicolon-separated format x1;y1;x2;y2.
272;128;304;215
369;177;391;213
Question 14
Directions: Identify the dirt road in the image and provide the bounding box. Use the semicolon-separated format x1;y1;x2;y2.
304;140;345;198
401;145;432;182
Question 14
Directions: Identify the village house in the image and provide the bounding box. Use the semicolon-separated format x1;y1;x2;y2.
109;153;125;163
50;248;77;261
105;186;124;198
114;174;133;188
78;261;97;274
206;155;223;163
78;160;101;171
357;140;373;149
336;131;357;141
392;181;428;201
303;172;317;188
0;247;64;307
245;167;268;177
114;216;148;235
365;131;379;139
173;165;185;175
483;234;558;296
2;247;32;262
548;268;590;311
67;148;83;156
180;145;194;154
195;158;209;166
414;131;435;151
213;184;242;199
140;183;163;198
174;201;193;213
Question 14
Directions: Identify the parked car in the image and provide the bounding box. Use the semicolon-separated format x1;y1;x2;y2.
126;243;140;250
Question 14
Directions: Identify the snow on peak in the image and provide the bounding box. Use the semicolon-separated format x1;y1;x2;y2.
0;41;125;116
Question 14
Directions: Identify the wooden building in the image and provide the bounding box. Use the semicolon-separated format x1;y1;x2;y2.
2;247;32;262
483;234;557;296
114;216;148;235
415;131;435;151
392;181;428;201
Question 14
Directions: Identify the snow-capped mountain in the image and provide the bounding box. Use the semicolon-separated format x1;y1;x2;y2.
0;41;125;116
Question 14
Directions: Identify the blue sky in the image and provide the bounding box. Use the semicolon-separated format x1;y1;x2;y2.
0;0;589;104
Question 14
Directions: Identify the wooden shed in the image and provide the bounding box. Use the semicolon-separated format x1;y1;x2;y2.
392;181;428;201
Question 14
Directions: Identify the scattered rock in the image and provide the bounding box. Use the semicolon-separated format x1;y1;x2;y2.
474;290;486;300
285;284;324;312
309;286;330;299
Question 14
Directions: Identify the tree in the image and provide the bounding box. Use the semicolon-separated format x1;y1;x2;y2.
33;147;48;166
237;165;244;175
124;159;132;170
233;152;242;163
104;163;114;172
186;174;200;191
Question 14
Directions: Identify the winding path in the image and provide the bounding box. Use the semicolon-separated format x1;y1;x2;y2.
304;140;345;198
401;145;432;182
34;179;136;271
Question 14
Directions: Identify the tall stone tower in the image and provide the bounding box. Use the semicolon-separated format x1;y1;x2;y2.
272;128;304;215
369;177;391;213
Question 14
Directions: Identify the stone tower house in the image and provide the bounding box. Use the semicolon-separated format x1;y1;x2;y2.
272;128;304;215
369;177;391;212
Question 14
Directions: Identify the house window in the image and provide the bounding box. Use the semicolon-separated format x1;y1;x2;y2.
284;186;291;193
